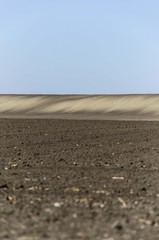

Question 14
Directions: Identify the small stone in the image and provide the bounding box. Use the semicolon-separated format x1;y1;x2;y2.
72;213;77;218
95;190;106;194
117;197;127;208
11;164;18;167
54;202;62;208
28;186;38;191
112;176;124;180
7;195;16;202
138;218;151;225
67;187;80;192
73;162;78;166
130;189;134;194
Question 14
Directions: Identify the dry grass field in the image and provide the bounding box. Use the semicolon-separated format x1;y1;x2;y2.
1;94;159;120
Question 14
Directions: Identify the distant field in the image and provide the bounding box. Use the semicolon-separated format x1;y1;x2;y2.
0;94;159;120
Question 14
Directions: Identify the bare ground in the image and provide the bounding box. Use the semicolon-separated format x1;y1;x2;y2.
1;119;159;239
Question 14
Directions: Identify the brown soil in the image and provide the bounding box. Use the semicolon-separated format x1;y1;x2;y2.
1;119;159;239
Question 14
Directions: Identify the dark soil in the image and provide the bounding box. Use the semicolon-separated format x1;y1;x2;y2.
1;119;159;240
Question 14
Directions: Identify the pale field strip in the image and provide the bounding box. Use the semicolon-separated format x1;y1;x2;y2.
0;95;159;116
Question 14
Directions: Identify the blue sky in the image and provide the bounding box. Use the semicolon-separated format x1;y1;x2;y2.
0;0;159;94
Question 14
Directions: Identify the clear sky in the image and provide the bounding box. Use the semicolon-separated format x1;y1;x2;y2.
0;0;159;94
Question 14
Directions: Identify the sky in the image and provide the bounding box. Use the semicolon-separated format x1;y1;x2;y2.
0;0;159;94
